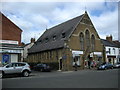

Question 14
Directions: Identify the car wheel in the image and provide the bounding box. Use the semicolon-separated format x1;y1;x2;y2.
1;71;5;78
23;71;29;77
0;74;2;78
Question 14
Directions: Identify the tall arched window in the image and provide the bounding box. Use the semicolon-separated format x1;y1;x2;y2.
85;30;90;47
91;35;95;51
79;32;84;50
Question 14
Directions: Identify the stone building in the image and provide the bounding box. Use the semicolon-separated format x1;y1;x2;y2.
0;12;23;65
27;11;105;71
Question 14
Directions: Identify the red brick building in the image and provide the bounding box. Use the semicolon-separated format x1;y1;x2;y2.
0;12;23;65
0;12;22;45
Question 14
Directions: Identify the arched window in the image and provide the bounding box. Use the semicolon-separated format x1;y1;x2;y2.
79;32;84;50
91;35;95;51
85;30;90;47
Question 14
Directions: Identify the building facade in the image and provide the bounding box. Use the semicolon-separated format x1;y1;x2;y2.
0;12;23;65
23;38;35;60
27;11;105;71
101;35;120;64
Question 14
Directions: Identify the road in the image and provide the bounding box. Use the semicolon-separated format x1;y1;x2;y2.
1;69;119;88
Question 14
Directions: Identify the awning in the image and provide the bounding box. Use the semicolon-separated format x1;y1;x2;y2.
94;52;102;56
72;50;83;57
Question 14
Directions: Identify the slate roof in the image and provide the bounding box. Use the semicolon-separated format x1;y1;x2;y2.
28;14;84;54
101;39;118;47
113;41;120;48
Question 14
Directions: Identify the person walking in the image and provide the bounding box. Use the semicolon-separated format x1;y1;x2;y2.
88;60;91;69
74;62;78;71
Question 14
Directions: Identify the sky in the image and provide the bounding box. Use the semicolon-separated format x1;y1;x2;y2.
1;0;119;44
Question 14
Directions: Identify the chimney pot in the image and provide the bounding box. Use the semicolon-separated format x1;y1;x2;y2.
106;35;113;42
31;38;35;43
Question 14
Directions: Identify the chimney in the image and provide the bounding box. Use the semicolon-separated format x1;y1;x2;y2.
106;35;113;42
31;38;35;43
21;42;25;46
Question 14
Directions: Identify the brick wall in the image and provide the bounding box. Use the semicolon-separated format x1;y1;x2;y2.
0;13;22;45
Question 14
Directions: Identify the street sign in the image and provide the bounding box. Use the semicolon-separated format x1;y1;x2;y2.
2;54;10;64
62;55;67;60
90;53;93;57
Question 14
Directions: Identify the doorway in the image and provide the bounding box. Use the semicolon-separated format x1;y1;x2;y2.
60;59;62;70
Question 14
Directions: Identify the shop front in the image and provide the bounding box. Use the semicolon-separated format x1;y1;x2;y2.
72;50;83;67
107;55;116;64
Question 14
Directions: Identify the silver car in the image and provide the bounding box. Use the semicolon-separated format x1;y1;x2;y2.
0;62;31;78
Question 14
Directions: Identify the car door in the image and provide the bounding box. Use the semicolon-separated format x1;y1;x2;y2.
4;63;15;74
15;63;25;73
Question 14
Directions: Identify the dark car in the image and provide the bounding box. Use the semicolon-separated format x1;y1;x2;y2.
97;62;113;70
33;64;51;72
113;62;120;68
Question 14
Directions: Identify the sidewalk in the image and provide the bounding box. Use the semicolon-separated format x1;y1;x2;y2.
31;68;97;75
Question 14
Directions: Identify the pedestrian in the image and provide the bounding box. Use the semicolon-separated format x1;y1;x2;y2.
93;60;96;69
74;62;78;71
88;60;91;69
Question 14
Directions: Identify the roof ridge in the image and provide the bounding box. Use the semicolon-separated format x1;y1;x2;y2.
48;15;83;30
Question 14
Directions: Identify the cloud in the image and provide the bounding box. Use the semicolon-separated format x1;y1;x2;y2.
1;1;118;43
91;7;118;40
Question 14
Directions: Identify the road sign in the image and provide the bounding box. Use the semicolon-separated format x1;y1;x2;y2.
2;54;10;64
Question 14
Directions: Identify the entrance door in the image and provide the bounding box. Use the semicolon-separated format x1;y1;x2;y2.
60;59;62;70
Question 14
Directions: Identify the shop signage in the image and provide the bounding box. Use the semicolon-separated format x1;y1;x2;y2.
0;40;18;45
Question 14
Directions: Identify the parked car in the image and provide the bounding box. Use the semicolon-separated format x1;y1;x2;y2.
0;62;31;78
33;63;51;72
113;62;120;68
97;62;113;70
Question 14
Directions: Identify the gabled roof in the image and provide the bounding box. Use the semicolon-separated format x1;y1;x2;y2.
0;12;22;32
28;13;84;54
101;39;118;48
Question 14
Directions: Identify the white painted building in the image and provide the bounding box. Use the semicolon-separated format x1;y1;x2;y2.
101;38;120;64
23;38;35;60
23;43;34;59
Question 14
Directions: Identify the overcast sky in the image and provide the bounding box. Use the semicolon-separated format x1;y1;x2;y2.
1;0;118;43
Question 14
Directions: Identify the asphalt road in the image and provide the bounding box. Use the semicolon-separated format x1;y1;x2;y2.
2;69;119;88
